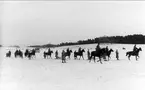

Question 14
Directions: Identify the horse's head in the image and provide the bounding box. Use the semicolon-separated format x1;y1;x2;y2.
51;51;53;53
138;47;142;51
82;49;85;52
70;50;72;53
110;49;114;52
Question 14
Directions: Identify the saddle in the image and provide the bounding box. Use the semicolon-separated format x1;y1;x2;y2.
132;50;137;55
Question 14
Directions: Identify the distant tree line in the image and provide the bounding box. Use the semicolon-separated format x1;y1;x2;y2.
29;34;145;48
58;34;145;46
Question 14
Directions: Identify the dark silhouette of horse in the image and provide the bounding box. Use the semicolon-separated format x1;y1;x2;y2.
126;47;142;60
24;49;29;57
105;48;114;61
89;48;106;64
74;49;85;60
14;50;23;58
27;49;36;59
64;50;72;59
43;50;53;59
6;51;11;57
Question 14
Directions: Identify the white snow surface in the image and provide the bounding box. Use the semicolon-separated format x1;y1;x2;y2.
0;44;145;90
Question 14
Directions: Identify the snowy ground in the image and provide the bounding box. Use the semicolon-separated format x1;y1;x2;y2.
0;44;145;90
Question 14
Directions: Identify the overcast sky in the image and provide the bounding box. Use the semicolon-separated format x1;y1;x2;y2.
1;1;145;46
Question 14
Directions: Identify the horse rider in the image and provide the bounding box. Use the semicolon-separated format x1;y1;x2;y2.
62;50;66;63
8;50;11;57
106;46;109;52
55;50;58;59
48;48;51;52
8;50;11;54
95;43;101;51
133;44;137;52
67;48;70;53
74;50;77;59
32;49;35;53
78;47;81;52
87;49;90;60
26;49;29;53
18;49;21;54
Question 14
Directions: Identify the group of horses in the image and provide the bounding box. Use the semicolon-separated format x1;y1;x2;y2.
6;49;37;59
5;46;142;64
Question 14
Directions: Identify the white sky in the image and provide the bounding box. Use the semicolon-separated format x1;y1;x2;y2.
1;1;145;46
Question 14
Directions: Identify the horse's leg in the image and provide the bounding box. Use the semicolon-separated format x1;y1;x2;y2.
94;56;96;63
89;58;91;63
98;57;102;64
68;56;70;60
82;55;84;60
29;55;31;60
43;54;45;59
93;56;96;63
136;56;138;61
93;56;95;60
108;56;110;61
128;55;130;60
89;55;92;63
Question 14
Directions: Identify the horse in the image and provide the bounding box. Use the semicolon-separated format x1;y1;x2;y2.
74;49;85;60
126;47;142;60
27;49;36;59
24;49;29;57
64;50;72;59
104;48;114;61
43;50;53;59
89;48;106;64
6;51;11;57
14;50;23;58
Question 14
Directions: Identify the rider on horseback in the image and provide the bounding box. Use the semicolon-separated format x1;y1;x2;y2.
48;48;51;52
87;49;90;60
67;48;69;53
106;46;109;52
95;43;101;52
62;50;66;63
133;44;137;53
8;50;11;55
55;50;58;59
78;47;81;52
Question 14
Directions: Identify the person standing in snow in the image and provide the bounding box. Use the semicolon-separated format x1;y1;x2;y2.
87;49;90;60
78;47;81;52
62;50;66;63
55;50;58;59
116;49;119;60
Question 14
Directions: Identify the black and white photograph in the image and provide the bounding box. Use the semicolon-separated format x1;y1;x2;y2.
0;0;145;90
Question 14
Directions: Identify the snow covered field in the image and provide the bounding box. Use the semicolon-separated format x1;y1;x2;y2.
0;44;145;90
